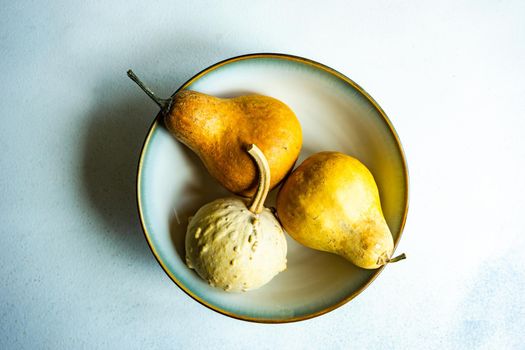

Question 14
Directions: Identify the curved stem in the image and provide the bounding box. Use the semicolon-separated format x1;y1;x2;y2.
127;69;171;111
387;253;406;263
247;144;271;214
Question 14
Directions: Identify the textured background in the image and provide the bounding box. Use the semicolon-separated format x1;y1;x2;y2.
1;1;524;349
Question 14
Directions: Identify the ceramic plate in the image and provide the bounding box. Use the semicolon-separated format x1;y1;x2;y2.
137;53;408;323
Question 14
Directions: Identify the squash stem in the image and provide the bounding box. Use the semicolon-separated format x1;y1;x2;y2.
247;144;271;214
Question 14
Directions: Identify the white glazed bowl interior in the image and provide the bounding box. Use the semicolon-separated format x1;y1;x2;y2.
137;54;408;322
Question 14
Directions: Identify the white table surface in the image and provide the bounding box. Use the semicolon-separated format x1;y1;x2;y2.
1;1;524;349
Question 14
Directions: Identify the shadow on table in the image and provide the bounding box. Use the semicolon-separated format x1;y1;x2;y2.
81;39;241;264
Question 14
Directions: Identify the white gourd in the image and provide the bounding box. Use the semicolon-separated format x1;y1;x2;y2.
185;144;287;292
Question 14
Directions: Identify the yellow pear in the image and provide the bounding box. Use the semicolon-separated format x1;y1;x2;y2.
276;152;404;269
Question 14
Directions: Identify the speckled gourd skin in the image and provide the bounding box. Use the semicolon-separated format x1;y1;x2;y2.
165;90;302;197
185;198;287;292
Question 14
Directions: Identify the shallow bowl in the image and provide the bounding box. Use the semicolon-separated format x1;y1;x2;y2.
137;53;409;323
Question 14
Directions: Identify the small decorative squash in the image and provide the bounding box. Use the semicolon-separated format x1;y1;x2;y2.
185;144;287;292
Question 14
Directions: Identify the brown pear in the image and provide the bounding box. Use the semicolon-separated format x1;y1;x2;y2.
128;70;302;196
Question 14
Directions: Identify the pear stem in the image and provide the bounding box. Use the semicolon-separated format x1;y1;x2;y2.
247;144;271;214
387;253;407;263
127;69;171;111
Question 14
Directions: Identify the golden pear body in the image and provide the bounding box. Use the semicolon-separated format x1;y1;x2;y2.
165;91;302;196
276;152;395;269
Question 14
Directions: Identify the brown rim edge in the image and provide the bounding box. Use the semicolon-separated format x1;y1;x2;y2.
135;53;410;324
